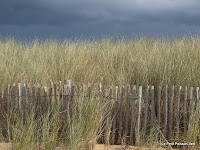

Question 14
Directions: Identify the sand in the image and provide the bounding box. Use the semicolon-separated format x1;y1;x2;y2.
93;144;172;150
0;143;12;150
0;143;183;150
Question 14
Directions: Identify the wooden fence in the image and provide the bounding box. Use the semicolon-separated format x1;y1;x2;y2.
0;80;199;145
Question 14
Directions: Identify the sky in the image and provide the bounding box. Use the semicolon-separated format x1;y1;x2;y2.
0;0;200;40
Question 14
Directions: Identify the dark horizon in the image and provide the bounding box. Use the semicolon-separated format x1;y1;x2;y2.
0;0;200;40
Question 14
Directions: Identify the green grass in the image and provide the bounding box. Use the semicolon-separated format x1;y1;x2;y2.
1;35;200;149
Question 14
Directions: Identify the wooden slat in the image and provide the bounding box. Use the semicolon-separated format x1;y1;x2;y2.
43;84;48;113
82;83;85;97
32;84;36;111
144;86;149;135
22;83;26;123
37;84;41;113
163;85;168;138
49;82;53;111
118;86;125;144
108;86;112;110
11;83;15;109
196;87;200;143
183;86;187;139
175;86;182;138
150;86;155;130
130;85;136;144
157;86;161;130
99;83;102;94
136;86;142;145
112;86;118;145
197;87;199;107
77;82;80;99
67;80;71;93
1;84;6;138
88;83;91;100
18;83;21;111
59;81;62;107
71;83;75;104
7;84;10;121
125;85;130;140
190;87;194;118
54;83;57;110
105;86;112;144
63;80;67;112
69;83;75;117
196;87;200;114
27;83;31;112
169;85;174;141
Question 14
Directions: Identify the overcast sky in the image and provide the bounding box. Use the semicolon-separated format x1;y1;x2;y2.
1;0;200;40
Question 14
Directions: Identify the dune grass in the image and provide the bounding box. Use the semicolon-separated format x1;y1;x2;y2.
1;35;200;149
0;35;200;87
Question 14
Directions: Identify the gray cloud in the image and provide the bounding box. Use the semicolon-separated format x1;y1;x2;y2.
0;0;200;39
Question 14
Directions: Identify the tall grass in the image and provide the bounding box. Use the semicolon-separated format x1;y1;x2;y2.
1;36;200;87
1;36;200;149
3;93;105;150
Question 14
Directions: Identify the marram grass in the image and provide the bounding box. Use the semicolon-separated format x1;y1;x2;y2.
1;36;200;87
1;36;200;149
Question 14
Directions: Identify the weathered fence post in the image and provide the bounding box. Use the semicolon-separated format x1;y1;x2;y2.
175;86;182;138
32;84;36;111
190;87;194;118
105;86;112;145
11;83;15;110
112;86;118;145
7;84;10;122
130;85;136;145
59;81;62;107
118;86;125;144
157;86;161;131
136;86;142;145
54;83;57;110
27;83;31;114
163;85;168;138
37;84;41;113
49;82;53;112
169;85;174;141
144;85;149;135
1;84;7;139
43;84;48;114
125;85;130;142
183;86;187;139
63;80;67;113
22;83;26;123
150;86;155;130
18;83;21;112
88;83;91;100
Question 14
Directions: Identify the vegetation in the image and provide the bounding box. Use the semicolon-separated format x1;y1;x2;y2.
1;36;200;149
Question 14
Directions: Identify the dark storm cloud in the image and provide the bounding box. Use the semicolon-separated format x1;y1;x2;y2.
0;0;200;39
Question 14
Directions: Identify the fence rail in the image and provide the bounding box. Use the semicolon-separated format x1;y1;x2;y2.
0;80;199;145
